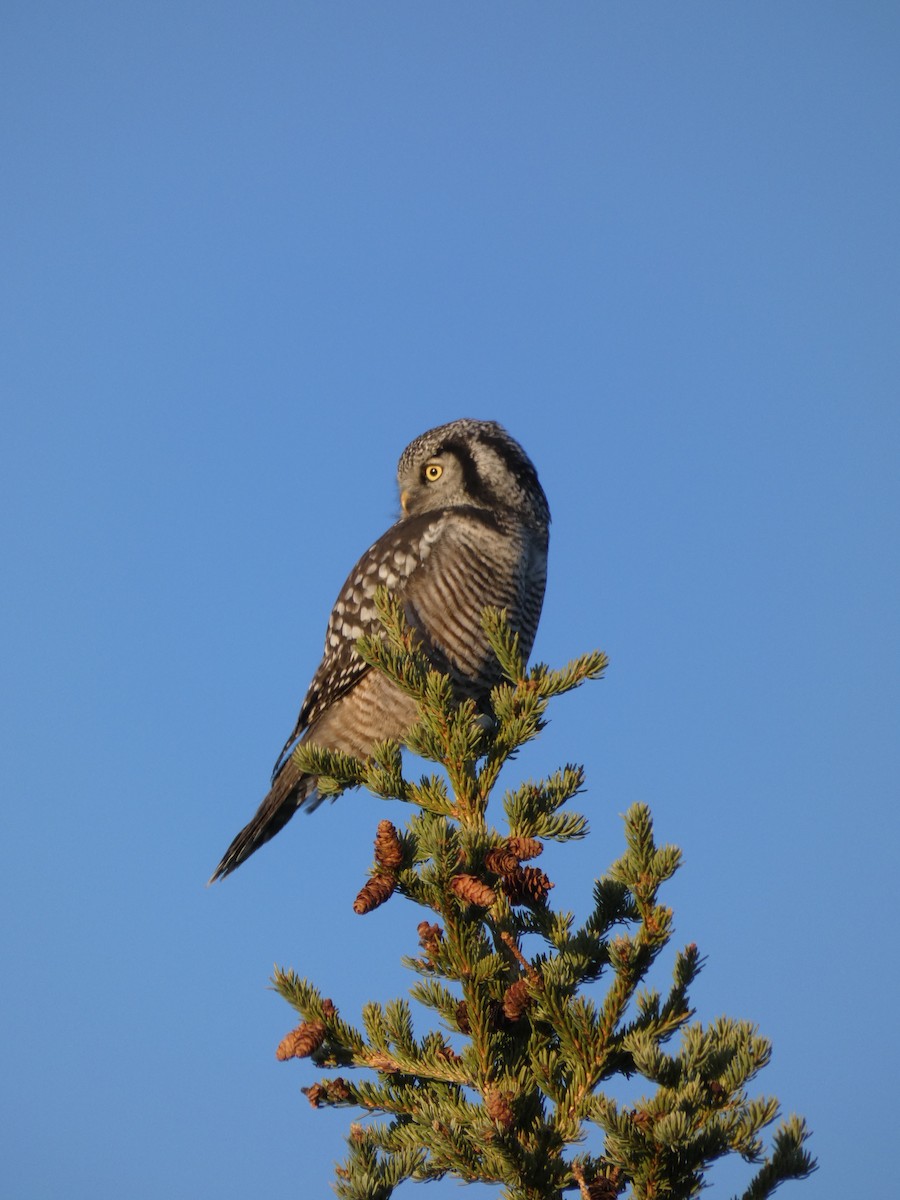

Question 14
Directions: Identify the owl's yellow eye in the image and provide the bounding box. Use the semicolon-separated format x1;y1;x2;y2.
423;462;443;482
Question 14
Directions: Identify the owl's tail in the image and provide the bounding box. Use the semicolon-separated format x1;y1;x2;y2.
208;762;316;883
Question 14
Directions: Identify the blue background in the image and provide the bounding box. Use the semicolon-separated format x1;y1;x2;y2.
2;4;897;1197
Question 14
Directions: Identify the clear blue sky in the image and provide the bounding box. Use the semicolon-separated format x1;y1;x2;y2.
2;4;897;1197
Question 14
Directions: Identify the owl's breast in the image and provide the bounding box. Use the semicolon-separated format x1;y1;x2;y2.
400;508;546;697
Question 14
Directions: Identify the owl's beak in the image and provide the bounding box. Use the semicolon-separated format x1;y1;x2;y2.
400;489;410;515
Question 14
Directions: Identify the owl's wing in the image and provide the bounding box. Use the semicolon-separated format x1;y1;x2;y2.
270;511;446;780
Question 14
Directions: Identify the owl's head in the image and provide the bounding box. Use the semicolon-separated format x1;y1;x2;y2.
397;419;550;531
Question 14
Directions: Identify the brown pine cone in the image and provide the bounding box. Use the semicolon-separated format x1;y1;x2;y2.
373;819;403;870
450;874;497;908
484;846;520;876
302;1077;352;1107
502;865;553;907
417;920;443;959
353;873;396;914
484;1087;515;1130
584;1177;623;1200
506;836;543;860
276;1020;326;1061
502;978;532;1021
455;1001;470;1034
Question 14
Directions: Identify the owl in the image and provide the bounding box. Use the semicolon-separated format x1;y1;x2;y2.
209;418;550;882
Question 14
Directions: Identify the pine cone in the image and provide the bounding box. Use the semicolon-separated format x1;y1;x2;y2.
502;865;553;907
484;846;520;876
484;1087;515;1130
434;1040;461;1063
373;819;403;870
584;1176;623;1200
506;836;543;860
276;1020;326;1061
327;1077;352;1102
450;874;497;908
302;1077;352;1107
455;1001;470;1034
353;872;396;914
502;978;532;1021
417;920;443;959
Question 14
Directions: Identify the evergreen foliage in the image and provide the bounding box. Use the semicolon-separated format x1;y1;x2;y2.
271;590;816;1200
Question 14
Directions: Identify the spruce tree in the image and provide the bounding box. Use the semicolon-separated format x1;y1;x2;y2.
271;590;816;1199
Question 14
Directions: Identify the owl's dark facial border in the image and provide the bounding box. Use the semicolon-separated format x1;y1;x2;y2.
434;437;499;510
477;429;549;522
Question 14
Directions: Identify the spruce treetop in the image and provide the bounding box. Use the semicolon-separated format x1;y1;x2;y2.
270;589;816;1200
